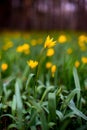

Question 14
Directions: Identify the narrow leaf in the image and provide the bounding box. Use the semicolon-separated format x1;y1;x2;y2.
61;88;78;110
69;100;87;120
40;109;48;130
73;67;81;107
15;78;23;129
48;92;56;122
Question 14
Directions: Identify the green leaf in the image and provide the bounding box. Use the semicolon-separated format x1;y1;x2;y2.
22;65;29;80
63;111;76;120
15;78;23;129
69;100;87;120
15;79;23;110
40;86;54;103
56;110;63;121
7;124;17;130
26;73;35;90
73;67;81;107
61;88;78;110
3;76;15;87
40;109;48;130
48;122;56;128
30;126;37;130
48;92;56;122
0;114;16;122
28;109;37;127
11;95;16;115
36;85;45;94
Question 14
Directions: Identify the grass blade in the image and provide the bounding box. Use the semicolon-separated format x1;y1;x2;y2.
48;92;56;122
40;86;54;103
56;110;63;121
69;100;87;120
15;78;23;130
40;109;48;130
61;88;78;110
25;73;35;90
73;67;81;107
11;95;16;116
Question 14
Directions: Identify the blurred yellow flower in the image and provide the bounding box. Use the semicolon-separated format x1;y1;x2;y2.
16;45;23;52
46;48;55;57
58;35;67;43
78;35;86;42
51;65;56;77
81;57;87;64
16;43;30;54
44;35;56;48
46;62;52;69
78;41;87;51
75;61;80;68
22;43;30;54
78;35;87;51
22;43;30;50
27;60;38;69
3;41;14;50
1;63;8;71
67;48;73;54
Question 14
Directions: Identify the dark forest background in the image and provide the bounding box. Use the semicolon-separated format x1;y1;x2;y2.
0;0;87;31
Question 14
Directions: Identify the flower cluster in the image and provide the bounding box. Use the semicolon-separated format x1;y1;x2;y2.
16;43;30;54
78;35;87;51
3;41;14;50
46;62;56;77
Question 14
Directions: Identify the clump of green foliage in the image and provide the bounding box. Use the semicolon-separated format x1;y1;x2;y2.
0;31;87;130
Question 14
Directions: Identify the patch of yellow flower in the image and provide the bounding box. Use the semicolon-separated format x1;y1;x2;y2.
58;35;67;43
1;63;8;71
74;61;80;68
67;48;73;54
46;48;55;57
51;65;57;77
46;62;52;69
16;43;30;54
3;41;14;50
44;35;56;48
22;44;30;54
27;60;38;69
78;35;87;51
16;46;23;53
78;35;87;43
81;57;87;64
46;62;56;77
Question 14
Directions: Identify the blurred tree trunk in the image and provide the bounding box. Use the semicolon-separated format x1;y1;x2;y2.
0;0;87;31
77;0;87;30
0;0;11;29
22;0;34;30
